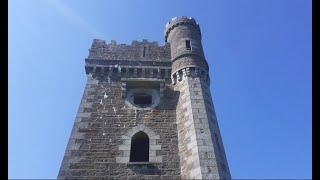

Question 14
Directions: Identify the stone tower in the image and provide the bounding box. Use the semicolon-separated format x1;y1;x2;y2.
58;16;231;179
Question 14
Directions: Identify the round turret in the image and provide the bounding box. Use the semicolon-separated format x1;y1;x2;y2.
164;16;208;76
164;16;201;42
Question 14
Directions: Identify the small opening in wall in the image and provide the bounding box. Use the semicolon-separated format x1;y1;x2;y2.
104;67;109;74
96;67;101;73
160;69;165;78
85;66;94;73
143;46;146;57
133;94;152;107
121;68;126;75
186;40;191;50
137;68;142;77
145;69;150;77
153;69;158;77
129;68;134;75
103;67;108;74
130;131;149;162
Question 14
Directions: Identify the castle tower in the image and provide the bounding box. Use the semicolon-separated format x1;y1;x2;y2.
58;16;231;179
165;16;231;179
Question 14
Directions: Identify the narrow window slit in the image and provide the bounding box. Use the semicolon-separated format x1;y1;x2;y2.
186;40;191;50
143;46;146;57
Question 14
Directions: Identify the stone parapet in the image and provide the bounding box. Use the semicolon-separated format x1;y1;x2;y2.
88;39;171;61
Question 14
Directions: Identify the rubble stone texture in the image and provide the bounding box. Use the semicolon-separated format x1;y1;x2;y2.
58;16;231;179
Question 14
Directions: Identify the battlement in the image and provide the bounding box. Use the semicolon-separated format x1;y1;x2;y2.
88;39;171;61
85;39;172;81
164;16;201;42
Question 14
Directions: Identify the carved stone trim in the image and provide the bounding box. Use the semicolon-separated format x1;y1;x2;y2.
116;124;162;163
85;64;171;80
171;67;210;86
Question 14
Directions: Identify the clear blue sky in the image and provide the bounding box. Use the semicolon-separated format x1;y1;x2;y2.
9;0;312;179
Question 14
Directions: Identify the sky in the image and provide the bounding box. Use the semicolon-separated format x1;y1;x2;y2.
9;0;312;179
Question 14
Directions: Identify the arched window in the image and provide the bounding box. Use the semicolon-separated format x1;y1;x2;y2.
130;131;149;162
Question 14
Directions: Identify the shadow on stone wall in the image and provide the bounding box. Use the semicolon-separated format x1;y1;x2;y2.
157;89;180;110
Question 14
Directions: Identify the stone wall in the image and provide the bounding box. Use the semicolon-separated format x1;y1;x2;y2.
58;74;181;179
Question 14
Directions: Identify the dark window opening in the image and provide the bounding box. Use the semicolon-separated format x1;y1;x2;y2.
85;66;94;73
103;67;108;74
133;94;152;107
143;46;146;57
160;69;165;78
129;68;134;75
145;69;150;77
137;68;142;77
186;40;191;50
96;67;101;73
130;131;149;162
121;68;126;75
153;69;158;77
104;67;109;74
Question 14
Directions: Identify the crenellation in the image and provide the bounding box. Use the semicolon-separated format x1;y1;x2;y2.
88;39;171;61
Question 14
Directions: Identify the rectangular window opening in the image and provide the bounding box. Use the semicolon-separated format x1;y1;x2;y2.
160;69;165;78
153;69;158;77
137;68;142;76
134;94;152;107
121;68;126;75
129;68;134;75
186;40;191;50
96;67;101;73
143;46;146;57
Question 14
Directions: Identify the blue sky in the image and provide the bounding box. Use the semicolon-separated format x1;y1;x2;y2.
9;0;312;179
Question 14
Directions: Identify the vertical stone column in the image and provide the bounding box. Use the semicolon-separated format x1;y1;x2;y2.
174;70;231;179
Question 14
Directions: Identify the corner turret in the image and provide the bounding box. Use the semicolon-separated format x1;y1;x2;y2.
165;16;209;84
